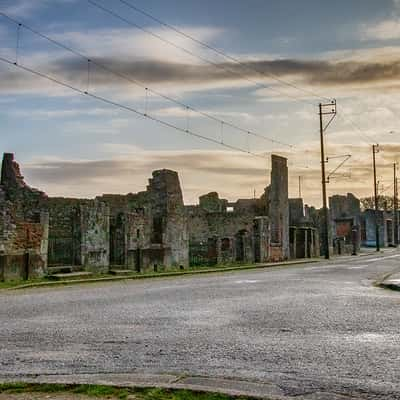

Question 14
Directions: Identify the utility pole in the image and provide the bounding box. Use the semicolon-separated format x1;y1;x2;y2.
394;163;398;246
373;144;380;252
319;100;337;260
298;176;302;198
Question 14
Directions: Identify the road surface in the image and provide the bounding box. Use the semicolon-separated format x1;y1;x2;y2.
1;251;400;399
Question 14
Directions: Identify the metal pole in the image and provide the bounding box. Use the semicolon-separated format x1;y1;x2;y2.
394;163;398;246
373;145;380;251
319;103;330;259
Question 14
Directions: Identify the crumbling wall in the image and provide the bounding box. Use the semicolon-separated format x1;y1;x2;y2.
48;198;84;265
289;198;304;225
253;217;270;263
78;201;110;272
199;192;227;213
147;169;189;269
187;206;269;265
329;193;361;254
268;155;289;261
123;209;152;271
330;193;360;219
231;198;264;214
104;169;189;272
0;153;49;281
361;209;389;248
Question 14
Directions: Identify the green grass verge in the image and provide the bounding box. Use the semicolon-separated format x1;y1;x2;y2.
0;383;258;400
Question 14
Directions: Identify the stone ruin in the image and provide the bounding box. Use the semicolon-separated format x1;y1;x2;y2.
0;153;48;281
0;152;313;282
288;198;319;259
187;155;296;265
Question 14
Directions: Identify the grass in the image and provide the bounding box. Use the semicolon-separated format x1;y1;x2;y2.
0;277;52;290
0;263;246;290
0;383;257;400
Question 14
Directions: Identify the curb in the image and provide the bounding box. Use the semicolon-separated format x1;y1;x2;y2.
375;269;400;292
0;373;288;400
6;259;321;291
379;282;400;292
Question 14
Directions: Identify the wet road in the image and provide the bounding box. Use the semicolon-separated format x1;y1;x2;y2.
1;251;400;399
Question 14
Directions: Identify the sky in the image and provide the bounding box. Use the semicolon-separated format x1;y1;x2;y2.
1;0;400;206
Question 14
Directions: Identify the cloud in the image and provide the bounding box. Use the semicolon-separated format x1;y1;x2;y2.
360;0;400;41
362;19;400;41
11;107;121;119
23;149;269;203
52;26;224;64
3;20;400;101
1;0;76;17
18;137;400;207
4;50;400;100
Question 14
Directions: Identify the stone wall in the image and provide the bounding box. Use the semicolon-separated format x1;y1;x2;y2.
0;153;49;281
1;152;300;279
102;169;189;272
289;198;304;225
268;155;289;261
48;198;84;265
147;169;189;269
329;193;361;254
361;209;393;248
187;206;270;266
78;201;110;272
199;192;227;213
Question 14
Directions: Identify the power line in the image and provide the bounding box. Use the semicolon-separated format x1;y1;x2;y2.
336;112;375;146
0;10;295;150
116;0;331;103
0;54;270;158
92;0;380;157
87;0;320;107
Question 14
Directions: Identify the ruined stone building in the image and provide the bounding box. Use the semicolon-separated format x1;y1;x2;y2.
327;192;400;251
288;198;319;259
186;155;306;265
360;209;398;248
0;152;312;282
0;154;48;281
48;169;189;274
329;193;361;254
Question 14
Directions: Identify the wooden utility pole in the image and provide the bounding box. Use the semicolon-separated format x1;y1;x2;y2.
373;144;380;251
319;100;337;260
394;163;398;246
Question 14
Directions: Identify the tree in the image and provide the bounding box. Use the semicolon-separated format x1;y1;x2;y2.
360;195;394;211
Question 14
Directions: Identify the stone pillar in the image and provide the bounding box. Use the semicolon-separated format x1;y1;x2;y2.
40;211;49;272
148;169;189;268
269;155;289;261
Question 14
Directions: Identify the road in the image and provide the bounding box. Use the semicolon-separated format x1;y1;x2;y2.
1;251;400;399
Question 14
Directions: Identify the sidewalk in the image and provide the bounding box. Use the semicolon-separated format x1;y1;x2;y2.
4;258;321;291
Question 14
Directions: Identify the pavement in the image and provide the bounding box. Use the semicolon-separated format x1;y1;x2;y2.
1;250;400;400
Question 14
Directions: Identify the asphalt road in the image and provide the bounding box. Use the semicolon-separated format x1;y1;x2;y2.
1;251;400;399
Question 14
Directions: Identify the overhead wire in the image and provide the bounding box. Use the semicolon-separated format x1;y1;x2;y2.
116;0;331;103
0;54;269;158
87;0;321;107
0;10;295;150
